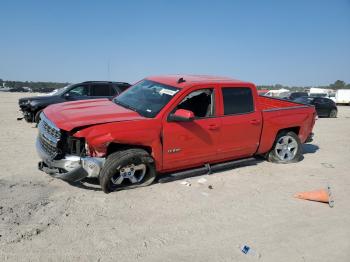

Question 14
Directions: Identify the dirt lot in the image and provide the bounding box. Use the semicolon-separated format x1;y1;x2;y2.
0;92;349;261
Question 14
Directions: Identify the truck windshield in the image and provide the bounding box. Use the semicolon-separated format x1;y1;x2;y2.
113;80;180;118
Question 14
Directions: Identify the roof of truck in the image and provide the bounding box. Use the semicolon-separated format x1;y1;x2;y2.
146;75;253;88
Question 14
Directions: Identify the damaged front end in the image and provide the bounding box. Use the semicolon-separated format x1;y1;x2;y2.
18;99;35;122
36;113;105;182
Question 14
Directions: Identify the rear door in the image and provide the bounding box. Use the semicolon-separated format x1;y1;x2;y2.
162;87;221;170
218;86;262;159
312;98;328;116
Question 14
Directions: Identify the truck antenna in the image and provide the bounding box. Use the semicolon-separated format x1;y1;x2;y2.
178;77;186;84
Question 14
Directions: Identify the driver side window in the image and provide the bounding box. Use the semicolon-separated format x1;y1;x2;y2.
175;89;214;118
67;85;89;96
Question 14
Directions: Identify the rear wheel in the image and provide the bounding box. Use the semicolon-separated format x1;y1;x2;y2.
99;149;156;193
267;131;303;163
329;109;337;118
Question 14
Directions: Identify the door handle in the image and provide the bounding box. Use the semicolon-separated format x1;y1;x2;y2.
250;119;261;125
208;124;219;130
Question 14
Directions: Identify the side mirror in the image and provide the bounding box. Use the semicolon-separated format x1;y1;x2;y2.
168;109;195;122
64;93;72;99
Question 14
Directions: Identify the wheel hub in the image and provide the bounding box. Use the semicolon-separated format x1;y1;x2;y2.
111;164;146;185
275;135;298;161
121;167;134;178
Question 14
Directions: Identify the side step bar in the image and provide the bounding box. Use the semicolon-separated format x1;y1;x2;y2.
158;157;257;183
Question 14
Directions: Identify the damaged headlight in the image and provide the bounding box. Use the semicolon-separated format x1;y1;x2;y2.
19;100;30;106
67;136;85;156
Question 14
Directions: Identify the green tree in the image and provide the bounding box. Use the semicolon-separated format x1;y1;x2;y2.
330;80;346;90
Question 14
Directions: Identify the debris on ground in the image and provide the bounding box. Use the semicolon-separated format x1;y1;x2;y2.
321;163;335;169
208;185;213;190
239;245;261;258
180;180;191;187
197;178;207;184
294;186;334;207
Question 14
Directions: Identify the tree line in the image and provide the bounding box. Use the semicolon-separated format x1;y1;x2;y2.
0;79;70;92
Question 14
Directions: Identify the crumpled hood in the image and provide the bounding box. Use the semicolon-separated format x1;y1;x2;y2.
43;99;145;131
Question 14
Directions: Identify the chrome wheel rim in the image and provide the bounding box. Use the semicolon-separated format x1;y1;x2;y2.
111;164;147;185
330;110;337;117
274;135;298;161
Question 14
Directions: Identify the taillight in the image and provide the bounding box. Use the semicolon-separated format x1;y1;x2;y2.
311;112;317;128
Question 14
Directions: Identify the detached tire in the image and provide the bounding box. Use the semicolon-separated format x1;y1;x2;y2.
99;149;156;193
267;131;303;164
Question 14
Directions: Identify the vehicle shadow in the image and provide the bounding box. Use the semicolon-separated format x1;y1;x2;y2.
302;144;319;154
67;178;102;192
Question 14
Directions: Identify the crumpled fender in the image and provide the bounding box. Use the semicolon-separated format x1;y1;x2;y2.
73;119;163;169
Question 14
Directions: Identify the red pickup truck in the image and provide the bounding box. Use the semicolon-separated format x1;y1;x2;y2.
37;75;316;193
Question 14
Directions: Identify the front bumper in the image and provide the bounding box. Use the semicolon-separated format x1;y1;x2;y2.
19;108;34;122
36;138;105;182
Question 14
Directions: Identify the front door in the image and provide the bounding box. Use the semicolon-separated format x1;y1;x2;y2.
162;88;221;171
65;84;90;101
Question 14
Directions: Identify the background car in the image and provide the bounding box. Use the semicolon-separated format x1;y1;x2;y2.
293;96;338;118
18;81;131;123
288;92;309;100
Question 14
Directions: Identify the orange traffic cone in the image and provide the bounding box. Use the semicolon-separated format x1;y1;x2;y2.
294;186;334;207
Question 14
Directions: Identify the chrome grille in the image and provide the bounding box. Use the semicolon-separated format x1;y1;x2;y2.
38;113;61;159
41;117;60;140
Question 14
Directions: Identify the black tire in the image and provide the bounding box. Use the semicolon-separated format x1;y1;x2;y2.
329;109;337;118
34;109;43;124
267;131;303;164
99;149;156;193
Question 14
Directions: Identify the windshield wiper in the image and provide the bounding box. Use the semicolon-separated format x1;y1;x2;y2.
114;100;139;113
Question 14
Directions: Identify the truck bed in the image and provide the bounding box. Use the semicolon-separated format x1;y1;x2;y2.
256;96;316;155
257;95;306;111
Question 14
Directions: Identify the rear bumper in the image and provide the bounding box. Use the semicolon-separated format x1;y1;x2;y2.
305;132;314;143
36;138;105;182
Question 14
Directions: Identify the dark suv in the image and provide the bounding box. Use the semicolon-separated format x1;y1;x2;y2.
19;81;131;123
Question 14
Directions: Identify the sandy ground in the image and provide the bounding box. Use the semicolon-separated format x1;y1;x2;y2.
0;92;349;262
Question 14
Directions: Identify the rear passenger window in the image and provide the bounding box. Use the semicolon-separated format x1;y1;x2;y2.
222;87;254;115
91;84;112;96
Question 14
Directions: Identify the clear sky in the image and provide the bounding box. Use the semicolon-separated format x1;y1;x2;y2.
1;0;349;86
